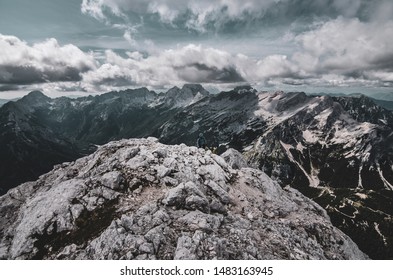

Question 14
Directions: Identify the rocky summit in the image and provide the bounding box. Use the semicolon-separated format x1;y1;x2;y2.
0;138;367;260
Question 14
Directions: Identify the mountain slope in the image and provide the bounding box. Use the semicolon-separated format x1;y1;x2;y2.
156;90;393;258
244;92;393;259
157;86;263;150
0;138;367;260
0;92;82;194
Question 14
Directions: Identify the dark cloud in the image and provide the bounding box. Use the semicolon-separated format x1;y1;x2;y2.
0;65;88;85
93;76;137;88
0;84;22;92
177;63;245;83
369;53;393;72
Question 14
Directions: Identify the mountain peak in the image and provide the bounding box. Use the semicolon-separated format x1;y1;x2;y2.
20;91;51;104
25;90;49;99
163;84;209;107
181;84;209;95
0;138;367;260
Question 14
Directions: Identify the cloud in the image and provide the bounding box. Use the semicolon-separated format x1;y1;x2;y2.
75;24;393;92
81;0;393;34
0;34;97;85
4;6;393;95
81;0;106;21
80;45;246;91
78;1;393;91
77;42;333;92
293;17;393;83
0;84;22;92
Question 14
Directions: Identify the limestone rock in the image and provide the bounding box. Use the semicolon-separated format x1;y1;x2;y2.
0;138;368;260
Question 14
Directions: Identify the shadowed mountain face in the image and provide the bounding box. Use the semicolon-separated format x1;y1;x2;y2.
0;92;81;192
0;85;208;195
0;85;392;258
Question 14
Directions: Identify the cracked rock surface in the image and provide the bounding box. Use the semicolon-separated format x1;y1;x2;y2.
0;138;367;259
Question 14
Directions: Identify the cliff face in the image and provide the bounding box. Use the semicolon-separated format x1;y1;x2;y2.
0;138;367;260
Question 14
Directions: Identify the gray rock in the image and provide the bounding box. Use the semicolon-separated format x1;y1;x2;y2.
174;235;197;260
162;181;208;212
101;171;124;191
178;211;223;233
221;148;249;169
206;180;231;204
185;195;209;212
0;138;368;260
162;183;187;207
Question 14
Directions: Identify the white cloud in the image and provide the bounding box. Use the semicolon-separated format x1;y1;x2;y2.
0;34;97;85
81;45;246;91
123;30;136;46
81;0;108;21
293;17;393;80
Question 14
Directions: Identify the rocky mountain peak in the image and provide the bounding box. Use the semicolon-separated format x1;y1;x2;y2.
333;94;393;128
181;84;209;95
20;91;51;105
163;84;209;108
276;92;307;112
0;138;367;260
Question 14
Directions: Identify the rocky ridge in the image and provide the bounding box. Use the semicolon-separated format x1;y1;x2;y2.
0;138;367;260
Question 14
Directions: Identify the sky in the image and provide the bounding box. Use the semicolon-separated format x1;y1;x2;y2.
0;0;393;98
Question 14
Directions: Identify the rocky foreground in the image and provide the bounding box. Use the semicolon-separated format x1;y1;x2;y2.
0;138;367;259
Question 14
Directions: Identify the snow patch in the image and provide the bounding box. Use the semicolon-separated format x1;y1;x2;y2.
374;223;388;246
358;165;363;189
280;141;320;188
254;91;315;127
314;108;332;128
355;193;368;200
378;119;387;125
296;142;306;153
377;164;393;191
302;130;319;144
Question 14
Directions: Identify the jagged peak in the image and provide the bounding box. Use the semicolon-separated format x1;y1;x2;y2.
181;84;209;95
22;91;50;101
166;86;181;93
16;91;51;107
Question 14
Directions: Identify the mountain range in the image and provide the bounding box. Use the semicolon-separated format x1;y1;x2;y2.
0;84;392;259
